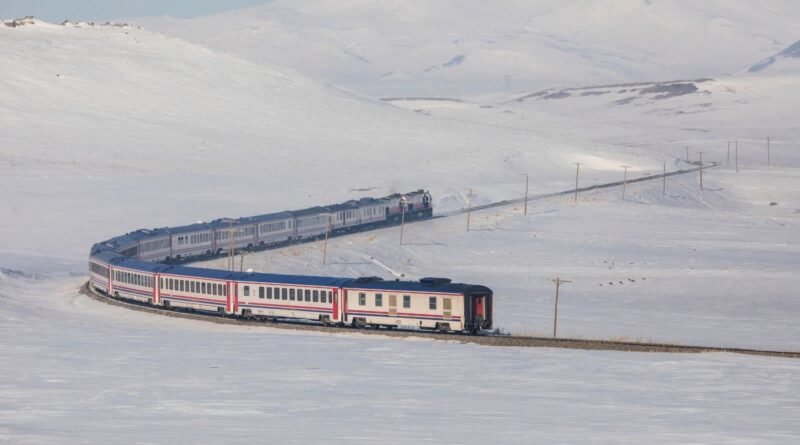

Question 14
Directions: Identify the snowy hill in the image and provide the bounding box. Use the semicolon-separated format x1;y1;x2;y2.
2;5;800;444
132;0;800;96
0;19;603;272
748;39;800;74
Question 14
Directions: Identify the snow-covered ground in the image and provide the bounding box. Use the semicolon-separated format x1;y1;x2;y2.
2;5;800;443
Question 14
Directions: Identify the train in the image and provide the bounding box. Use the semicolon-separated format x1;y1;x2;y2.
88;190;494;333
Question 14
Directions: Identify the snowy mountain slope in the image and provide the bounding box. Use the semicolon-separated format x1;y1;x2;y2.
748;38;800;74
132;0;800;96
0;20;585;273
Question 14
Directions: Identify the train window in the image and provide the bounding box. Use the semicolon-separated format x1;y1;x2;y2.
359;293;366;306
375;293;383;307
320;292;327;304
313;290;319;302
243;286;250;297
267;287;273;299
259;287;265;299
160;278;163;288
200;282;205;294
179;280;184;292
216;284;221;296
403;295;411;308
281;288;287;300
296;289;302;302
329;291;333;302
429;297;437;310
289;289;295;301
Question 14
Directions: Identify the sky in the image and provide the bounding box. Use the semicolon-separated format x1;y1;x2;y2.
0;0;272;22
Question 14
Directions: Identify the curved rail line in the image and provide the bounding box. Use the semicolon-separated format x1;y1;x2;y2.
82;283;799;359
86;159;793;358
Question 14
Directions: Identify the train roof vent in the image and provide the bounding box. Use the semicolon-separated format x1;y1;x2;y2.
354;276;384;284
420;277;452;286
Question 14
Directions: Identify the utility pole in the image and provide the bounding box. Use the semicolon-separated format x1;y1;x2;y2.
322;213;331;265
573;162;581;203
521;173;529;215
466;188;473;232
662;161;666;196
228;219;235;272
621;165;631;201
685;146;690;163
698;151;705;190
735;140;739;173
727;141;731;165
767;137;771;166
399;196;408;245
551;277;571;338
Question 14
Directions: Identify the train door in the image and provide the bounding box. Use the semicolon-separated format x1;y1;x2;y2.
388;294;397;317
443;297;452;320
342;289;349;323
332;289;339;322
472;296;485;322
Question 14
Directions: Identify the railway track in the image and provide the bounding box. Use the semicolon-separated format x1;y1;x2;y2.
82;283;800;359
85;160;793;358
441;160;719;217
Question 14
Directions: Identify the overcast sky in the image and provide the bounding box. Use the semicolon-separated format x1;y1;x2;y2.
0;0;272;22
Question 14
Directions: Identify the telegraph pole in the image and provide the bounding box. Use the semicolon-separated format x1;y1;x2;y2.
662;161;666;196
521;173;529;215
727;141;731;165
621;165;631;200
466;188;473;232
767;137;771;166
685;146;690;163
322;214;331;265
698;151;705;190
399;196;407;245
551;277;571;338
228;219;235;272
573;162;581;203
